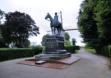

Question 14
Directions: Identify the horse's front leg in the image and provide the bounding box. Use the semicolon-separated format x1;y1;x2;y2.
59;28;61;35
59;29;60;35
54;27;56;34
56;27;59;35
53;27;55;35
51;27;53;35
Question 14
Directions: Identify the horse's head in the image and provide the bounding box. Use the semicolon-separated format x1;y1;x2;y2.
45;13;54;27
45;13;50;20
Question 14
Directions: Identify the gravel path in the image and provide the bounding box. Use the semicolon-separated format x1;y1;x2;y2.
0;48;111;78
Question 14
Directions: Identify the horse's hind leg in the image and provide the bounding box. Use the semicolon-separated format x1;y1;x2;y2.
56;27;58;35
58;28;61;35
57;27;60;35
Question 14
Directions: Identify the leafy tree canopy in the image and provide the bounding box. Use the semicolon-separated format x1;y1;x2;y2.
78;0;111;56
78;0;99;49
0;9;6;47
41;34;49;46
2;11;39;48
65;40;71;46
95;0;111;45
65;32;70;41
72;38;76;46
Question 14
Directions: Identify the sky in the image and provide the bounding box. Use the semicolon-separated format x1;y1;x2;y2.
0;0;85;46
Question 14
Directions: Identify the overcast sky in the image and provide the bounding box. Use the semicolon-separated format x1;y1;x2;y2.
0;0;85;46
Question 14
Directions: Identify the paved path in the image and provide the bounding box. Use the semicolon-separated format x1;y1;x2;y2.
0;48;111;78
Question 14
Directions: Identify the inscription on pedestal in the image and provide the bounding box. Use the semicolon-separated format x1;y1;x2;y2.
45;35;65;54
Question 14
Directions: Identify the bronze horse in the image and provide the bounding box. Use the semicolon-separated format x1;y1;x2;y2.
45;13;63;35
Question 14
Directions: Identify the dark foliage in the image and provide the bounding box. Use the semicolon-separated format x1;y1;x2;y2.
65;32;70;41
0;46;43;61
41;34;49;46
78;0;111;57
2;11;39;48
72;38;76;46
65;46;80;54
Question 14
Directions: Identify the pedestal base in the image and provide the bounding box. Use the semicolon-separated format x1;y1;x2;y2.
35;53;71;60
36;35;71;60
18;54;80;69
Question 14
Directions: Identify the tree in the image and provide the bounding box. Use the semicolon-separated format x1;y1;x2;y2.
78;0;102;54
2;11;39;48
0;10;3;39
78;0;111;67
95;0;111;56
64;32;71;46
65;40;71;46
65;32;70;41
0;10;7;47
72;38;76;46
0;9;4;24
95;0;111;45
22;39;30;48
0;9;4;38
78;0;111;56
41;34;49;46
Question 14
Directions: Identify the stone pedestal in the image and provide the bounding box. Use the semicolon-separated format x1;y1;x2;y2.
35;35;71;60
45;35;65;54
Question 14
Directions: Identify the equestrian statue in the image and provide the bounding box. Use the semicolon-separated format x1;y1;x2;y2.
45;12;63;35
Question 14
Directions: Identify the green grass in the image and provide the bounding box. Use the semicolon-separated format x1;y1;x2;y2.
85;48;96;54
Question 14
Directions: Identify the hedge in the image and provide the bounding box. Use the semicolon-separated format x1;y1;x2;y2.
31;46;43;55
0;45;80;61
108;45;111;57
0;46;43;61
65;45;80;54
74;46;80;50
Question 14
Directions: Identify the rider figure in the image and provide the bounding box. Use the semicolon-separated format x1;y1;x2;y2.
53;12;59;26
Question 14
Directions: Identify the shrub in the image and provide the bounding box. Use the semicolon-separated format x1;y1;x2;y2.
74;46;80;50
31;46;43;55
65;46;79;54
0;48;33;61
108;45;111;69
65;40;71;46
108;45;111;57
85;48;96;54
0;47;43;61
42;46;46;53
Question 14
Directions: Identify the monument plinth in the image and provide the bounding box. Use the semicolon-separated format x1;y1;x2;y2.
35;35;71;60
45;35;65;54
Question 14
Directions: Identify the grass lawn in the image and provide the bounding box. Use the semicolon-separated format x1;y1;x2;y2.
85;48;96;54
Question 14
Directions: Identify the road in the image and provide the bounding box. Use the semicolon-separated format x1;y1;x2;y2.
0;48;111;78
